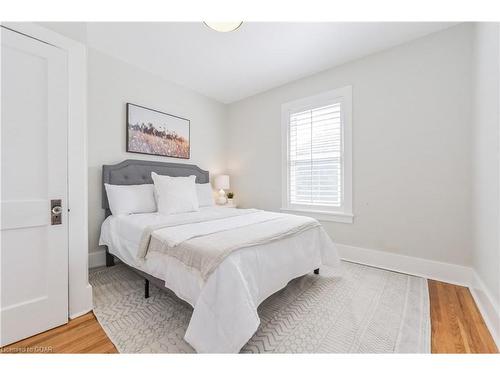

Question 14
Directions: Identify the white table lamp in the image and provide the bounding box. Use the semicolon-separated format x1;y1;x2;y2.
214;175;230;205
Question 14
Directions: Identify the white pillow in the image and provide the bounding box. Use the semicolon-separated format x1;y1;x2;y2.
151;172;199;215
196;183;215;207
104;183;156;216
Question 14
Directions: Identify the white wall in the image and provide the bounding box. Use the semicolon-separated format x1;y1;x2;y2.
87;49;227;254
472;23;500;316
227;23;474;266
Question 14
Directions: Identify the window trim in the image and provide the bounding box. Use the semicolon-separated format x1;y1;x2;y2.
281;86;353;224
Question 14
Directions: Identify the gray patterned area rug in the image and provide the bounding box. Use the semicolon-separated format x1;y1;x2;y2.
89;261;430;353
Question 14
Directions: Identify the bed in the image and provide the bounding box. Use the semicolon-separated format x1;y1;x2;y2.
99;159;340;353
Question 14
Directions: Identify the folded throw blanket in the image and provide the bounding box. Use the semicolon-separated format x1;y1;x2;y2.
137;208;259;258
139;210;320;280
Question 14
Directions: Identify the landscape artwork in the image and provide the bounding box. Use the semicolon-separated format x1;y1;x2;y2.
126;103;190;159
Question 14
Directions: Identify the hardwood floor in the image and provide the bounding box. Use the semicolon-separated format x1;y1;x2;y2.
2;280;497;354
429;280;497;353
1;312;117;354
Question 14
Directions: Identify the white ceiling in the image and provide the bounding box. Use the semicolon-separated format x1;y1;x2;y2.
84;22;456;104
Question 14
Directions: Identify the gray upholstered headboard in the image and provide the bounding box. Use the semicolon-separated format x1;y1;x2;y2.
102;159;209;217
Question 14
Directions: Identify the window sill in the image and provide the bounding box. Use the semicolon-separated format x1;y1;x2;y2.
280;207;354;224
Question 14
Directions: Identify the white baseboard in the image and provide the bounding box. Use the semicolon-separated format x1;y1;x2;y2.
69;306;93;320
470;272;500;348
336;243;474;286
88;249;106;269
337;242;499;349
69;283;93;319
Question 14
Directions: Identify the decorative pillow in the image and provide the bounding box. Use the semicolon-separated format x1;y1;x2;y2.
151;172;199;215
104;183;156;216
196;183;215;207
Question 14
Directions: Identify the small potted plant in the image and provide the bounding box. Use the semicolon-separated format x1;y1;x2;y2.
226;192;234;205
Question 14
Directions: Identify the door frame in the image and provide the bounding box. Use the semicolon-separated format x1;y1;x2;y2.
1;22;92;319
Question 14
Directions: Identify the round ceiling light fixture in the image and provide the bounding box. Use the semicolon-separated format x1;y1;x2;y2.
203;22;243;32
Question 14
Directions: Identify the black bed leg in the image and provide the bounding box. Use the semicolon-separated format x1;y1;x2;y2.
145;279;150;299
314;268;320;275
105;248;115;267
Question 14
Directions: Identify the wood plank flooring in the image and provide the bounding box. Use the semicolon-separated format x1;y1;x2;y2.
428;280;497;353
2;280;497;354
1;312;117;354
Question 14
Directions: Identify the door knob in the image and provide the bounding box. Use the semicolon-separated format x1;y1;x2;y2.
51;199;62;225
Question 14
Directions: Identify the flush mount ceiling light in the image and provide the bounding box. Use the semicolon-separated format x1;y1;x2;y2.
203;22;243;32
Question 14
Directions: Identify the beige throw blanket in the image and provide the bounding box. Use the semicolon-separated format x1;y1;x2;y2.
138;210;320;280
137;208;259;258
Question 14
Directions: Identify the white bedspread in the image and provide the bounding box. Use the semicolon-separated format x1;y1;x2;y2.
142;210;321;280
99;207;340;353
136;208;260;258
152;210;283;248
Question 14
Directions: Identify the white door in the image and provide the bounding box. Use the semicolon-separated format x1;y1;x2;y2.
1;27;69;346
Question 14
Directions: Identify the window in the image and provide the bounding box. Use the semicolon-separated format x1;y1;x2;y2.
281;86;353;223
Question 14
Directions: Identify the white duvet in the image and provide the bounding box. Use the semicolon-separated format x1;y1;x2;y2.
99;206;340;353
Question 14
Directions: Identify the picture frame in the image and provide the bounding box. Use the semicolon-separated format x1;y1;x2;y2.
126;103;190;159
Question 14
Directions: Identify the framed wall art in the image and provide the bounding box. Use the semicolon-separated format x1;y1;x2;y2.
126;103;190;159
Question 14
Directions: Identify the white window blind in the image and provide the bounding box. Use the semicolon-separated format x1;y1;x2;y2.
288;102;343;209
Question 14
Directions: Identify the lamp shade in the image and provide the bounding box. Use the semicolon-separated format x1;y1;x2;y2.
214;175;230;190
